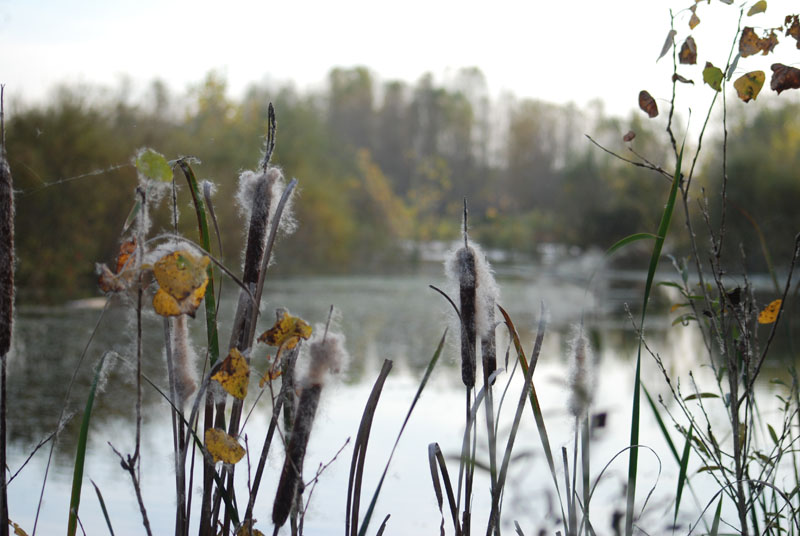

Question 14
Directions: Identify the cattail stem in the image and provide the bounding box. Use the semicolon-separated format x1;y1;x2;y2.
273;384;322;528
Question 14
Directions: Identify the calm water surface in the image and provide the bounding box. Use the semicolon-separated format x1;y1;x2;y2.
5;268;796;534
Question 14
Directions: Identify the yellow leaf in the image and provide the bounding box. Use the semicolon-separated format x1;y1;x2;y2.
152;250;210;317
258;365;283;388
9;520;29;536
257;309;312;351
212;348;250;400
733;71;765;102
747;0;766;16
205;428;245;464
670;303;684;313
236;520;265;536
689;12;700;29
758;299;782;324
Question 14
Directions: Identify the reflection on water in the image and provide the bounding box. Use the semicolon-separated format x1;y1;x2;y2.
5;270;797;534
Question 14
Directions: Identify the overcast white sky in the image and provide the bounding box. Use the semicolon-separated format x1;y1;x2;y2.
1;0;798;118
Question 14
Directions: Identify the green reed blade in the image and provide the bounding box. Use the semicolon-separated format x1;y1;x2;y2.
67;352;107;536
626;144;684;536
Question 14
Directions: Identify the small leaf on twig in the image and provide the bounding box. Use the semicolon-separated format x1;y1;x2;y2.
758;299;782;324
747;0;767;16
135;148;172;182
703;62;724;91
770;63;800;94
152;250;210;317
212;348;250;400
679;36;697;64
733;71;765;102
623;131;636;142
658;29;677;61
205;428;246;464
739;26;778;57
672;73;694;84
638;90;659;118
786;15;800;48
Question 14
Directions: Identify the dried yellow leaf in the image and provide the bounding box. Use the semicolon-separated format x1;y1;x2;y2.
236;520;265;536
9;520;29;536
205;428;245;464
758;299;782;324
670;303;683;313
258;365;283;388
212;348;250;400
733;71;765;102
257;309;312;351
152;250;210;317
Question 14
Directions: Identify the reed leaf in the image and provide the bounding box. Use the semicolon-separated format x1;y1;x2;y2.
428;442;461;536
625;144;684;536
674;424;693;525
347;360;393;536
356;330;446;536
67;352;108;536
91;480;115;536
176;158;219;365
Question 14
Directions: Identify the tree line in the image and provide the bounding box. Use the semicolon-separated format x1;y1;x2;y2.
5;67;799;301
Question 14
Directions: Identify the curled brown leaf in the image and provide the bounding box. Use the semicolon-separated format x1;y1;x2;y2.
770;63;800;94
638;90;659;118
679;36;698;64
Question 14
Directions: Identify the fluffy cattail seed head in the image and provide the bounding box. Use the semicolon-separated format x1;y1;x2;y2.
567;324;595;419
0;89;14;357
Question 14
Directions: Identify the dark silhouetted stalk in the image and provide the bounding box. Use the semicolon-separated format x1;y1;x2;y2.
0;85;12;536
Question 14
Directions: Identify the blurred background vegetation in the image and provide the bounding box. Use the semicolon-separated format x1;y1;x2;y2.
6;67;800;302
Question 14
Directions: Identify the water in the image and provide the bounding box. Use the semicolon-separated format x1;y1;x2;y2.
4;270;796;534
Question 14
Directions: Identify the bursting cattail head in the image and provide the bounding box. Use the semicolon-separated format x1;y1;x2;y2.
170;315;198;406
567;324;595;419
273;324;346;528
0;86;13;358
305;328;348;387
0;139;13;357
445;238;499;388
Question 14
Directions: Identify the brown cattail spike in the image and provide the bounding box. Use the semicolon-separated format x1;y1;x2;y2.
272;383;321;528
0;85;13;357
457;246;477;388
481;303;496;386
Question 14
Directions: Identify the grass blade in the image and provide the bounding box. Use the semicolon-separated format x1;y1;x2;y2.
497;304;566;528
91;480;115;536
357;330;446;536
67;352;108;536
709;495;723;536
176;158;219;365
642;384;680;464
347;360;394;536
673;424;693;526
428;442;461;536
605;233;658;257
625;144;684;536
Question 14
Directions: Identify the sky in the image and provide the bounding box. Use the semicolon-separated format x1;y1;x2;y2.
1;0;798;119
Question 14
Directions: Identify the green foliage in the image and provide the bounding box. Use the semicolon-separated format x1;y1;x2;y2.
6;63;799;301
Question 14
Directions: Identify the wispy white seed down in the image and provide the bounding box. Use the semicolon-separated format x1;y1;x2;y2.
567;324;595;419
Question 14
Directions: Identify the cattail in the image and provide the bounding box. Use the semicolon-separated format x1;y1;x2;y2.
171;314;197;406
445;203;499;388
0;87;13;357
481;303;497;385
455;245;477;388
567;324;595;419
237;167;282;286
272;328;346;529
